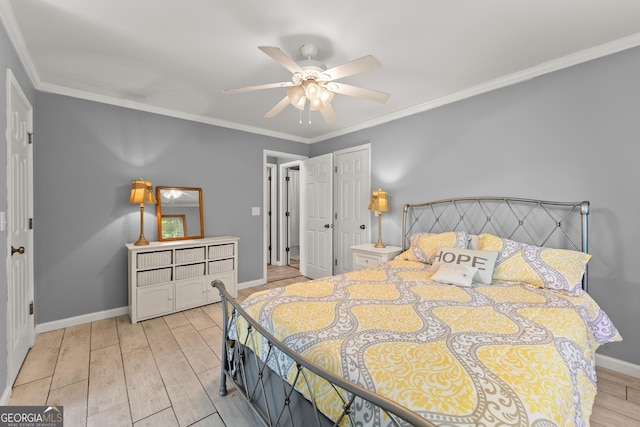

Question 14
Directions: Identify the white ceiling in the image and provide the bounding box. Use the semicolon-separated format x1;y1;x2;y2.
2;1;640;143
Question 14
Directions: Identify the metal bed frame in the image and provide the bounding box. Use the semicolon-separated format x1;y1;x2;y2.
213;196;591;426
402;197;590;291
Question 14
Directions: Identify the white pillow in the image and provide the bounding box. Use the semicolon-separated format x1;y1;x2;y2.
432;247;498;285
431;264;478;287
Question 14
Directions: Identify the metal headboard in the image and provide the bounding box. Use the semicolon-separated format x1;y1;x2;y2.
402;197;590;291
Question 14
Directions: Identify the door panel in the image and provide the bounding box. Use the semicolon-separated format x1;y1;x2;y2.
301;154;333;279
7;70;34;385
334;147;369;274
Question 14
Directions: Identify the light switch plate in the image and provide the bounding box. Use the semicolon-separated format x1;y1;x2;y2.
251;207;260;216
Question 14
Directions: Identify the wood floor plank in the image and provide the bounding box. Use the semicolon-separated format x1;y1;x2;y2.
141;317;180;356
202;374;262;427
163;311;191;329
171;324;219;374
90;318;119;351
155;349;215;427
591;403;640;427
50;332;90;390
65;322;91;337
594;391;640;421
9;377;51;406
116;314;149;354
122;347;171;422
133;408;179;427
198;326;224;361
629;386;640;406
596;375;627;399
87;344;128;417
183;308;217;331
190;413;226;427
597;366;640;389
86;401;132;427
47;379;88;427
14;329;64;386
14;344;60;386
200;303;224;327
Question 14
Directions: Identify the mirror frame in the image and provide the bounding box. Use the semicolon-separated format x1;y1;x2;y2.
156;186;204;241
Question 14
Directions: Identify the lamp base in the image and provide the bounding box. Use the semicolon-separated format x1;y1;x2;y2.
374;240;386;248
134;235;150;246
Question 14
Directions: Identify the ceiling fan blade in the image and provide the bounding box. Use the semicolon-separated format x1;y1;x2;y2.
322;55;382;81
224;81;296;94
258;46;304;75
330;83;390;104
264;96;290;118
320;104;338;124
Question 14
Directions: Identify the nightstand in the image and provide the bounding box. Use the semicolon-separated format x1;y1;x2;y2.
351;243;403;271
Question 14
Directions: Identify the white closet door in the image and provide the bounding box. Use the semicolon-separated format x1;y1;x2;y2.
334;147;369;274
300;154;333;279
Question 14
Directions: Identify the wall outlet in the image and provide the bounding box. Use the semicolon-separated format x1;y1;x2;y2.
251;207;260;216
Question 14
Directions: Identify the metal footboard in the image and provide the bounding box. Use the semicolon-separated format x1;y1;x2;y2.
212;280;437;427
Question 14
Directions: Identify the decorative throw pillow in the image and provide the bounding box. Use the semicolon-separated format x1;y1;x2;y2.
478;233;591;296
431;247;498;284
409;231;470;264
431;264;478;287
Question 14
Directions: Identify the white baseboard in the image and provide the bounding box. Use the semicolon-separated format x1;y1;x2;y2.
35;306;129;334
596;353;640;378
237;278;265;290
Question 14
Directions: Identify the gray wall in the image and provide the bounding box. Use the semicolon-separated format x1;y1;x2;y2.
0;23;36;400
34;93;309;323
312;47;640;365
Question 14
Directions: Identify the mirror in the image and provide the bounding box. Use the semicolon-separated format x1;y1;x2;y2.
156;186;204;241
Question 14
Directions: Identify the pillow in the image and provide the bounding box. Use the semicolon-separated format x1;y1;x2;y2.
478;233;591;296
409;231;470;264
431;247;498;285
431;264;478;287
468;235;480;250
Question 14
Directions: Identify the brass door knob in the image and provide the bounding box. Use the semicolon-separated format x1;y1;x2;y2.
11;246;25;256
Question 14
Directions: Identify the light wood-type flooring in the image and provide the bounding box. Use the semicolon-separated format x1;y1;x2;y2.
8;264;640;426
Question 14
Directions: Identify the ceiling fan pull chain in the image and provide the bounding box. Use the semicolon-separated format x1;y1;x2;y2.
308;108;311;125
299;109;302;124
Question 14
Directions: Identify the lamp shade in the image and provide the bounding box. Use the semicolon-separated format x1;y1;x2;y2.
368;188;389;212
129;179;157;204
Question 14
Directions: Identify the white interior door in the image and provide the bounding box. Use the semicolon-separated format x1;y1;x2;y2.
300;153;333;279
6;69;34;385
287;169;300;263
334;146;370;274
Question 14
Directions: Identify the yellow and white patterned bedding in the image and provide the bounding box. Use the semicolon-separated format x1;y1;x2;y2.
233;259;621;426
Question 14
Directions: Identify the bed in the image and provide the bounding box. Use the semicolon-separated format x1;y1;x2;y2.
212;197;622;427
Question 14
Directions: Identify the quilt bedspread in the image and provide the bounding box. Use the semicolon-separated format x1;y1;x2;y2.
232;259;621;427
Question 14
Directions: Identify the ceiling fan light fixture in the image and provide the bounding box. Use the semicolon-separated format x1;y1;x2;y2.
304;80;321;100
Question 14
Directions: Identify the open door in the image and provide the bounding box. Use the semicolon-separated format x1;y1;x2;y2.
300;153;333;279
7;69;35;385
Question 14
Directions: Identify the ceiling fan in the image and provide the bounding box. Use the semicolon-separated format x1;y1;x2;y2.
224;44;390;124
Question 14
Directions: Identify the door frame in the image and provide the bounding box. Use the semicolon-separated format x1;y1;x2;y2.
6;68;35;386
262;150;307;282
265;163;277;265
278;160;302;267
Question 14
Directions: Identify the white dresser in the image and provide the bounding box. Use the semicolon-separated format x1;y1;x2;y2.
126;236;239;323
351;243;403;271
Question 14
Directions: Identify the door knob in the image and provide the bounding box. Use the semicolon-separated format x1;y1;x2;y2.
11;246;25;256
324;224;333;228
360;224;366;229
